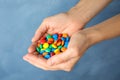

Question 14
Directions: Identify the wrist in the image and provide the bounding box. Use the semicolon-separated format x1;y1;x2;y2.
67;0;112;26
81;27;104;46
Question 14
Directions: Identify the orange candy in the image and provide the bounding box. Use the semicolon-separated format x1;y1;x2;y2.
61;41;64;46
48;38;54;44
62;33;68;38
61;47;67;52
57;40;62;46
42;52;48;56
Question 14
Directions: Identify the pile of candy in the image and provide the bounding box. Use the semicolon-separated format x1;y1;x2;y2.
36;33;70;59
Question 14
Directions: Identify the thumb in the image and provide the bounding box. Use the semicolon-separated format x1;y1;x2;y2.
47;50;72;66
32;23;47;42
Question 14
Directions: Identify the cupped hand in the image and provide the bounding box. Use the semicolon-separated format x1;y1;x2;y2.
23;30;91;72
31;13;84;43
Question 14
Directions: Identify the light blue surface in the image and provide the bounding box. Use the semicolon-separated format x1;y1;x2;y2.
0;0;120;80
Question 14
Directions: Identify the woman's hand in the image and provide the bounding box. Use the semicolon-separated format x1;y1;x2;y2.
31;13;84;43
23;30;93;72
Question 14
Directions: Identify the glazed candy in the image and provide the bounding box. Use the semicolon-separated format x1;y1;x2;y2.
36;33;70;59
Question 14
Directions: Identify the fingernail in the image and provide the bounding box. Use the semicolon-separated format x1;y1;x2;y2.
47;60;54;66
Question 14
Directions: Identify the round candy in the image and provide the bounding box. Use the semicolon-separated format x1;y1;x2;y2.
45;48;51;52
48;38;54;44
50;52;55;57
61;47;67;52
62;33;68;38
61;41;64;46
44;54;50;59
58;45;62;49
54;48;60;54
43;43;49;49
36;33;70;59
52;34;58;40
42;52;48;56
46;34;52;40
52;44;57;48
36;47;40;52
39;44;43;48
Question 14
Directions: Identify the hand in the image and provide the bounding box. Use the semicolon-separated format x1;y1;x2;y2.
23;30;92;72
31;13;84;43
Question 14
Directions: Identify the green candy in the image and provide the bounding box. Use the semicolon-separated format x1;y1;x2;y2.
58;45;63;49
39;44;43;49
45;48;51;52
46;34;52;40
49;44;53;48
36;47;40;52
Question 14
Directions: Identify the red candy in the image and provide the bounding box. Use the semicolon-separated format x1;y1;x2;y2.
50;52;55;57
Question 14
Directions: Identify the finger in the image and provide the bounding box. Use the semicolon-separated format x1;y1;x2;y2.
32;23;48;42
23;54;48;70
28;42;37;53
47;50;73;66
57;56;80;72
23;52;61;70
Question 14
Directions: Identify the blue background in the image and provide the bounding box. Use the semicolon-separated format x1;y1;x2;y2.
0;0;120;80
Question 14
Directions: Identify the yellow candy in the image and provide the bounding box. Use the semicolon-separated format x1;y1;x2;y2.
52;44;57;48
54;48;60;54
41;48;46;51
42;52;48;56
43;43;49;49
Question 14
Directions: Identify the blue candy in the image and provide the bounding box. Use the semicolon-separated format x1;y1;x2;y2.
51;48;56;52
61;37;66;41
44;54;50;59
39;50;45;54
66;37;70;42
52;34;58;40
64;42;69;48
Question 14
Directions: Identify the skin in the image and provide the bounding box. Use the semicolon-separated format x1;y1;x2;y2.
23;0;115;72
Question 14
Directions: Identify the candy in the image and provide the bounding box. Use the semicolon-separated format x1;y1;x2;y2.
36;33;70;59
54;40;58;45
45;48;51;52
40;37;46;44
52;34;58;40
44;54;50;59
61;47;67;52
66;37;70;42
46;34;52;40
62;33;68;38
58;45;62;49
39;44;43;48
42;52;48;56
39;50;45;54
43;43;49;49
36;47;40;52
61;37;66;41
48;38;54;44
52;44;57;48
50;52;55;57
64;42;69;48
54;48;60;54
61;40;64;46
